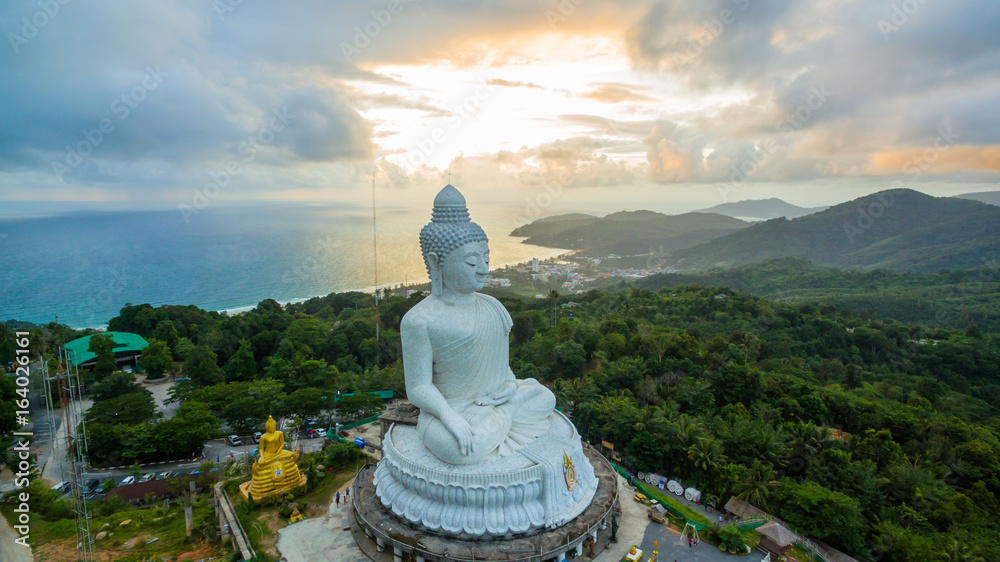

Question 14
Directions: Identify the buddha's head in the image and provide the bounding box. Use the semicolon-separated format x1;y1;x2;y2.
265;415;277;434
419;185;490;296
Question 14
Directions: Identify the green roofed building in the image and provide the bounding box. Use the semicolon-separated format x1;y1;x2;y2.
63;332;149;370
333;390;395;402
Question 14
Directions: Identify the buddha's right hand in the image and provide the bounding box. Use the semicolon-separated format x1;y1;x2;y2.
440;410;475;456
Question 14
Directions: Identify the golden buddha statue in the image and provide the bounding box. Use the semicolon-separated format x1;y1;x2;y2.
243;415;305;500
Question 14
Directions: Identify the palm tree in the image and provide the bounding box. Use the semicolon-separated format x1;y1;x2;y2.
670;414;705;449
547;290;560;326
940;538;986;562
687;436;725;473
733;460;778;511
786;421;828;470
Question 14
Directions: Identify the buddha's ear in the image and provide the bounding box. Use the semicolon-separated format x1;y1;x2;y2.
426;252;441;271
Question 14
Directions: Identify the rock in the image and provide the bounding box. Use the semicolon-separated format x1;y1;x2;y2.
119;519;132;527
95;532;107;541
100;522;110;530
316;465;325;471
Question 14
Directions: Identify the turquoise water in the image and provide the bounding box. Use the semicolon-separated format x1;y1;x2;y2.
0;204;568;328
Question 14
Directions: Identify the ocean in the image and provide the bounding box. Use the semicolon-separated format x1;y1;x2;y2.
0;204;569;328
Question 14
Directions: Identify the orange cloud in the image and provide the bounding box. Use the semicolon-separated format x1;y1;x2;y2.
869;145;1000;175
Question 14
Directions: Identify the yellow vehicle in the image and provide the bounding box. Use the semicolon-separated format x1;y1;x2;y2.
633;492;647;502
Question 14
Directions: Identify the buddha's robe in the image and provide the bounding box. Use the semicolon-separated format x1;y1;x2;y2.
249;430;302;499
418;293;555;465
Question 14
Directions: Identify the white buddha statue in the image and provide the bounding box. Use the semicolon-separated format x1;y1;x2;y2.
401;184;556;465
374;184;598;538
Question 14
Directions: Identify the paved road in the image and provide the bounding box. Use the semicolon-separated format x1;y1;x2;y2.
0;511;33;562
276;475;368;562
593;474;651;562
639;520;767;562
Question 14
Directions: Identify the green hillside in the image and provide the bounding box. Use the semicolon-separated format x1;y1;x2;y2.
671;189;1000;272
636;257;1000;331
510;210;749;255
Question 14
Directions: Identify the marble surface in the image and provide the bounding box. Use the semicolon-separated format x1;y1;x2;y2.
374;411;598;537
375;184;598;538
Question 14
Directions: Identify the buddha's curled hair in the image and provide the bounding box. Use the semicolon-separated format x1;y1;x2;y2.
419;184;488;275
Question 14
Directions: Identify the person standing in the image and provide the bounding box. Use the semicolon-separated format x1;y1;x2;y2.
336;492;340;507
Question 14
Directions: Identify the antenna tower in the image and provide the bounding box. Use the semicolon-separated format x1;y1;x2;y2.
372;169;381;370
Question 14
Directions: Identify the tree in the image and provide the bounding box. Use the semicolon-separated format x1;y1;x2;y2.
152;319;180;355
776;480;865;552
183;345;224;387
0;375;19;434
338;393;383;420
734;460;778;510
88;333;118;378
101;479;117;492
687;436;725;473
283;387;328;421
221;397;265;435
224;339;257;381
129;463;142;477
553;340;586;377
90;372;142;402
139;339;173;379
86;391;158;426
153;401;220;459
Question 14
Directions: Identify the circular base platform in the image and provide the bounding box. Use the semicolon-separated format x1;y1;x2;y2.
353;445;619;562
374;411;599;537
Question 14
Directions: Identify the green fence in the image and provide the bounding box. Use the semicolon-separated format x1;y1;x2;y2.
610;462;708;531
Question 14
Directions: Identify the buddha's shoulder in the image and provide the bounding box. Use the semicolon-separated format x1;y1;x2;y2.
400;299;437;330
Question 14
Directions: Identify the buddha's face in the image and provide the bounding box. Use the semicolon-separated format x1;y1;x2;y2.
440;240;489;294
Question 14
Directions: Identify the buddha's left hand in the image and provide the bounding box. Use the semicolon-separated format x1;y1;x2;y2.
476;380;517;406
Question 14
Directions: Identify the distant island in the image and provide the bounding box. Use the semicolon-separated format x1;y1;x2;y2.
694;197;827;220
955;190;1000;207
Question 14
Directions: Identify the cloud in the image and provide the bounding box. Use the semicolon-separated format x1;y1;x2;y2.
582;83;659;103
642;122;703;182
486;78;545;89
622;0;1000;185
3;0;999;204
445;136;640;190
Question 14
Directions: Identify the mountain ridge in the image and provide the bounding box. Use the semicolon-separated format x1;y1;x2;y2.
671;189;1000;272
510;209;749;255
695;197;827;220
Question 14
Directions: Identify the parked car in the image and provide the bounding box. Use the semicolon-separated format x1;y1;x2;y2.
157;471;173;480
304;428;320;439
252;432;262;444
306;418;317;426
227;435;243;446
140;473;155;483
85;479;101;493
51;481;71;494
119;476;136;486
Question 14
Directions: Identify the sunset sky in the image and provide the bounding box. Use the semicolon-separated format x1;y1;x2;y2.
2;0;999;213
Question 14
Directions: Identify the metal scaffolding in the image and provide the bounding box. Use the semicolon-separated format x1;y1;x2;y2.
43;346;95;561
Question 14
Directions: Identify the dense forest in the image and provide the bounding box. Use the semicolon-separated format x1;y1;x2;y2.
3;274;1000;560
637;257;1000;332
